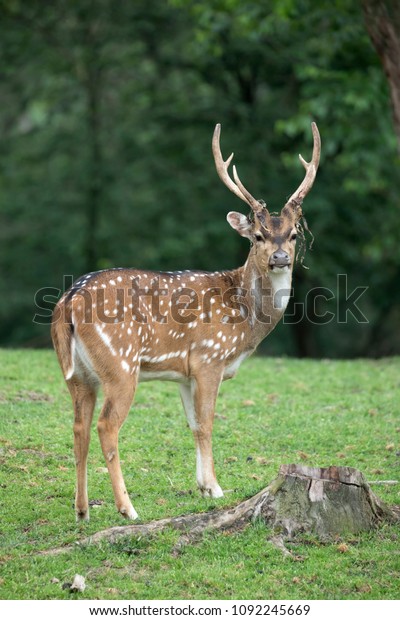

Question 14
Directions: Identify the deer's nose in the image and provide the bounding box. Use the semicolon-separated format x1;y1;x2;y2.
269;249;290;266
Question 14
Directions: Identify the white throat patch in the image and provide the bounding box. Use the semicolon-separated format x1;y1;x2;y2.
269;267;292;311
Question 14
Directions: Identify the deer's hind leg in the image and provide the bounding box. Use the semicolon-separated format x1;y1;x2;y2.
97;375;138;520
67;378;98;521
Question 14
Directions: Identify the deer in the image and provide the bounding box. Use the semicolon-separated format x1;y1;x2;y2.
51;122;321;522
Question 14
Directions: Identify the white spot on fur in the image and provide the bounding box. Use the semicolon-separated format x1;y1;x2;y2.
95;324;116;356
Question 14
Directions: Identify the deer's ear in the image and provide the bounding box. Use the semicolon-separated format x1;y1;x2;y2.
226;211;253;239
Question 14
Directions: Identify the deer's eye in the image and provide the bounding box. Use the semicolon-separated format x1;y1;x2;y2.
254;233;264;242
290;233;297;241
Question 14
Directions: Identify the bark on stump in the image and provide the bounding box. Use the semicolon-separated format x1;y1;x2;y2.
257;464;396;540
43;465;398;556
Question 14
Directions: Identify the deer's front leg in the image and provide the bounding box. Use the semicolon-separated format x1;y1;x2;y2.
179;374;223;499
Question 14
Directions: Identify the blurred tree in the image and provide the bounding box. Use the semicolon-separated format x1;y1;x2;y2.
363;0;400;152
0;0;398;357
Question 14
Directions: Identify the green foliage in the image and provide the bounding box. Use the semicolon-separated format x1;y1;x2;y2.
0;0;399;355
0;350;399;598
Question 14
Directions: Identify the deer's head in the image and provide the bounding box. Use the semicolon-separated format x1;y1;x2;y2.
213;123;321;276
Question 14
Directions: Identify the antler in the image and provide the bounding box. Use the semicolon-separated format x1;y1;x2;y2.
285;122;321;210
212;124;264;214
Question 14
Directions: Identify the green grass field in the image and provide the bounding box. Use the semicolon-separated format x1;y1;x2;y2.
0;350;399;600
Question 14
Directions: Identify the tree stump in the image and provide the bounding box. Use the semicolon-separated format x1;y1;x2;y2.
255;464;397;540
43;464;398;556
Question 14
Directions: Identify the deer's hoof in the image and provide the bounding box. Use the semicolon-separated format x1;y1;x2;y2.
119;505;139;520
75;509;90;522
200;484;224;499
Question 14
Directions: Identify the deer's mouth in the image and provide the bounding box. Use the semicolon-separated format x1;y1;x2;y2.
270;264;291;273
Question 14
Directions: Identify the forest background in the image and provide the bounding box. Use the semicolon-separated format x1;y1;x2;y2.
1;0;399;358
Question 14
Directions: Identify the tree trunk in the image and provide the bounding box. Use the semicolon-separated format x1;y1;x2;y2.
42;465;398;556
363;0;400;153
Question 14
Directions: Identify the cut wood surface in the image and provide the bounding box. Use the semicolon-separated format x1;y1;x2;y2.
43;464;399;556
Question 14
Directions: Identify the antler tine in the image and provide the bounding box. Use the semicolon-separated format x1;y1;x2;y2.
286;122;321;209
232;165;264;214
212;124;264;213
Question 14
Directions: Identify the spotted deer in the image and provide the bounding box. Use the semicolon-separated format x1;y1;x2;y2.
52;122;321;521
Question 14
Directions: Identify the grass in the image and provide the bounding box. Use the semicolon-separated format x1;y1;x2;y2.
0;349;399;600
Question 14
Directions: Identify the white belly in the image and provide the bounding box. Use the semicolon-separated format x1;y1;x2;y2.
223;351;251;380
138;369;187;383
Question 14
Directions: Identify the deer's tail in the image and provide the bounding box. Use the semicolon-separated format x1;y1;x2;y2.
51;301;75;380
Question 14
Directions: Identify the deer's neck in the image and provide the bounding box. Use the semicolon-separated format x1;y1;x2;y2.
235;247;293;345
